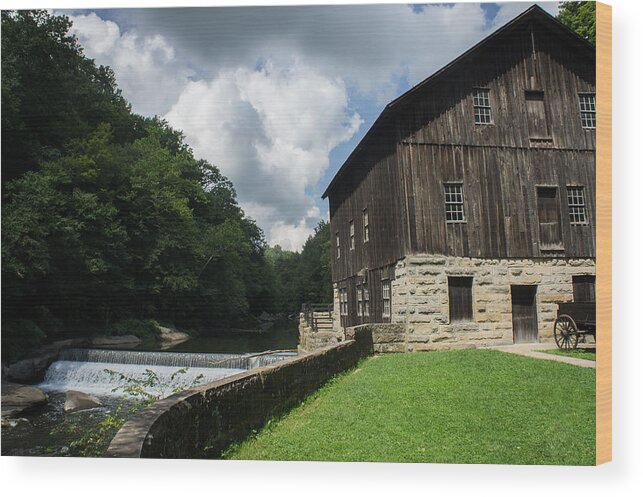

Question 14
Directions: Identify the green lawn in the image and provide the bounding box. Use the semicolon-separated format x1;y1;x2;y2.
225;349;596;465
541;348;596;361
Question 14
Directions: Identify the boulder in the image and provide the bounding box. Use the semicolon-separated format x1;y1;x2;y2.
258;311;276;322
1;382;48;418
157;326;190;344
6;353;58;384
64;390;102;413
91;335;142;347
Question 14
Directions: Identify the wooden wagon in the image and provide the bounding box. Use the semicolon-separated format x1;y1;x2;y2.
553;302;596;350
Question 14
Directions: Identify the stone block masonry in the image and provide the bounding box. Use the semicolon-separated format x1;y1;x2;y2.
106;328;373;458
300;254;596;353
388;255;595;351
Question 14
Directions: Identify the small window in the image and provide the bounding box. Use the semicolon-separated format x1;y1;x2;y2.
444;183;465;223
473;88;492;124
363;284;370;317
349;220;355;250
336;232;341;259
363;208;369;243
356;284;363;317
573;275;595;302
449;277;473;322
537;187;563;249
339;288;348;316
382;280;391;319
567;186;588;225
578;93;596;129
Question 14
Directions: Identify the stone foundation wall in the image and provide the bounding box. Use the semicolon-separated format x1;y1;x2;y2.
106;328;373;458
298;315;343;353
388;254;595;351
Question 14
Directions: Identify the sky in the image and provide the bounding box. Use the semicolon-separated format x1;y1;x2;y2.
53;1;559;251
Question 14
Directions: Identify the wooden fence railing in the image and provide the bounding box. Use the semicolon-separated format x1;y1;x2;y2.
301;303;333;332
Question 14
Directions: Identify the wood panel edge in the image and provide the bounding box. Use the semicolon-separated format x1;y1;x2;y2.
596;1;612;466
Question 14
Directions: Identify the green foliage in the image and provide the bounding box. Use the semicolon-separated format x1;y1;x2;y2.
107;319;160;339
66;405;127;457
1;10;143;183
265;220;333;314
542;347;596;361
1;9;332;360
226;350;596;464
557;1;596;45
57;367;205;457
1;319;46;360
106;367;205;401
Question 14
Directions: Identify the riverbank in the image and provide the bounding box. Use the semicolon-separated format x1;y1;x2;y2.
1;321;300;456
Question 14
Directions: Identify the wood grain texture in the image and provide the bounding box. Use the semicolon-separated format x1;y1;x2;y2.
327;7;598;330
596;1;612;466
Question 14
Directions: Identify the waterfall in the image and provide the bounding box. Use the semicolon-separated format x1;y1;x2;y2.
39;349;297;398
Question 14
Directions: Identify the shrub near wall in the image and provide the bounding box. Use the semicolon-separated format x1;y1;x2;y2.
106;328;373;458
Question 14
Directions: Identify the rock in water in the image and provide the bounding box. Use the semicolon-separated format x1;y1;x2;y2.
157;326;190;344
64;390;102;413
1;382;48;418
90;335;142;347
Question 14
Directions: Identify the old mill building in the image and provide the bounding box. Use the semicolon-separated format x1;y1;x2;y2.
319;5;596;352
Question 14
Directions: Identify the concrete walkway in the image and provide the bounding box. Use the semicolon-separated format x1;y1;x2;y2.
489;342;596;369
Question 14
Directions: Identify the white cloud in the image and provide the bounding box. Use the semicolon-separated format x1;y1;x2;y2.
66;12;194;116
164;61;360;250
59;3;561;251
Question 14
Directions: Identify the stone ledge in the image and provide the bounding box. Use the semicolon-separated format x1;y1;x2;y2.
106;328;373;459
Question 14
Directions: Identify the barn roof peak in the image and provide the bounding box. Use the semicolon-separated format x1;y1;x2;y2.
321;3;594;199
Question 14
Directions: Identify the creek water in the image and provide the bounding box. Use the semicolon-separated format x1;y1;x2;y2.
1;321;299;456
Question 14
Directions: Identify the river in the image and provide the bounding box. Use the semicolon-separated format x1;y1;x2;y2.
1;320;299;456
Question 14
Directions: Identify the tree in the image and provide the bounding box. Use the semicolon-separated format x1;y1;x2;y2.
557;1;596;45
1;10;143;184
265;220;333;315
2;9;286;360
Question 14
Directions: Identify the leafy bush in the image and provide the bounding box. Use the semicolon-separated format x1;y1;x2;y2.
55;367;205;457
107;319;160;339
1;319;46;361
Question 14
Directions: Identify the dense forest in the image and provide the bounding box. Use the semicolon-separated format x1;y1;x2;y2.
1;10;331;361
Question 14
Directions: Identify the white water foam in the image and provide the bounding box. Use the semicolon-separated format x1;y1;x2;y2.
38;360;244;397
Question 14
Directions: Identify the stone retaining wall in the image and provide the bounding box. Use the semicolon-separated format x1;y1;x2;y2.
316;255;595;353
390;255;595;351
298;313;344;353
106;328;373;458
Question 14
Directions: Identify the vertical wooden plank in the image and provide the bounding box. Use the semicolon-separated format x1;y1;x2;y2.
596;1;612;466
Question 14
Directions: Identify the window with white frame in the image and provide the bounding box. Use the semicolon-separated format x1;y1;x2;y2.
578;93;596;129
382;280;391;319
363;208;369;243
349;220;355;250
567;186;588;225
336;232;340;259
356;284;363;317
363;284;370;318
444;183;465;222
339;288;348;316
473;88;492;124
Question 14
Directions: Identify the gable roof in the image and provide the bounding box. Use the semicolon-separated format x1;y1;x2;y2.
321;4;594;199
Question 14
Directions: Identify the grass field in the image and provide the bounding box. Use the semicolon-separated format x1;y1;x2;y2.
541;348;596;361
225;349;596;465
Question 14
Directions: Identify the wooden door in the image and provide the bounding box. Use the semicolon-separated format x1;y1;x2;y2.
511;285;538;343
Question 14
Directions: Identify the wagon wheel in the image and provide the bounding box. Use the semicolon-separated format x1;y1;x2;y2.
554;314;579;350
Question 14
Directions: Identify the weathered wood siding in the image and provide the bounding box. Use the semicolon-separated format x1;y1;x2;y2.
397;18;595;150
394;17;595;259
398;144;595;258
326;8;596;328
329;142;406;283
